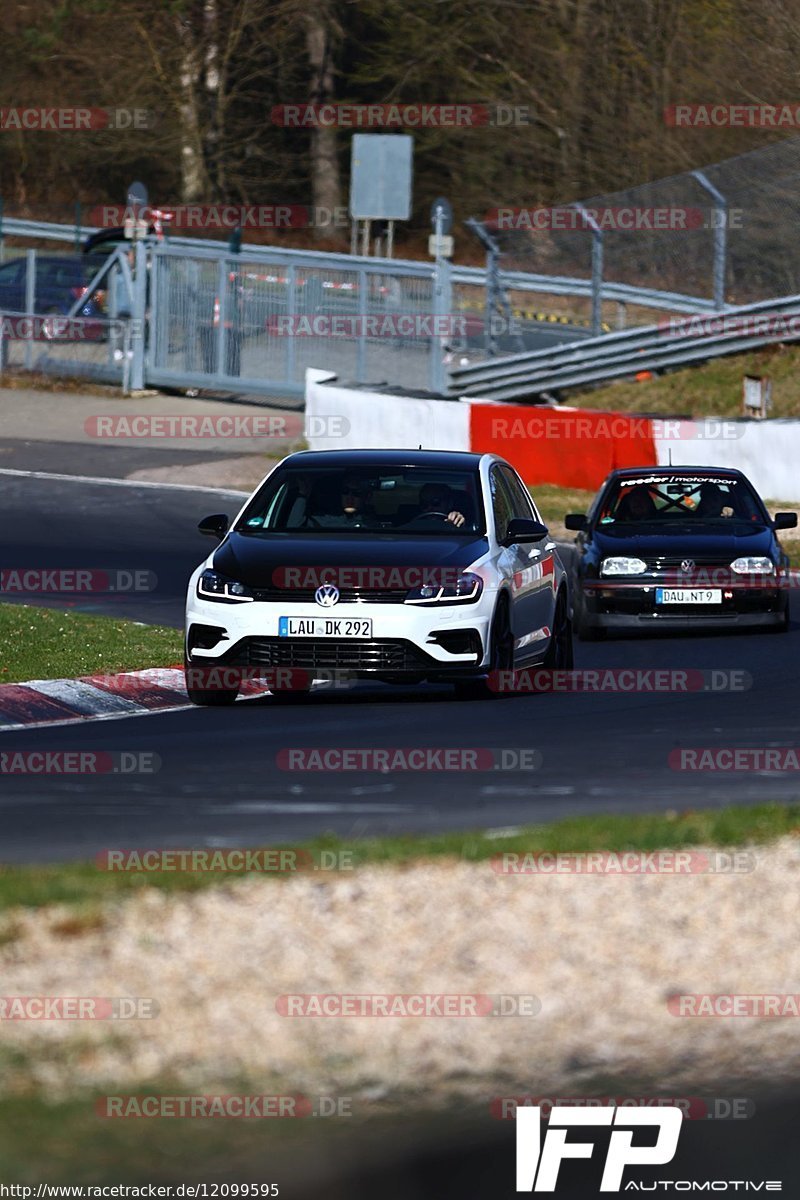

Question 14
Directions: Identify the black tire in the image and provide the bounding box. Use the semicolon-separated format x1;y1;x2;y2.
574;589;606;641
184;656;239;706
454;595;514;699
543;591;575;668
767;604;791;633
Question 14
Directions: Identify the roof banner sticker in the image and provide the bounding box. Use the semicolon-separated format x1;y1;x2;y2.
620;475;733;487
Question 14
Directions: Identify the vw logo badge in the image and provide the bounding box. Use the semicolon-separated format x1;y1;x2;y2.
680;559;695;572
315;583;340;607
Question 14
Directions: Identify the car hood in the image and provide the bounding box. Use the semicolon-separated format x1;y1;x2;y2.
592;524;775;559
213;531;489;587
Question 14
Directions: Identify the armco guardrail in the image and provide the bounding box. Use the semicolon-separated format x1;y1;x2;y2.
447;293;800;401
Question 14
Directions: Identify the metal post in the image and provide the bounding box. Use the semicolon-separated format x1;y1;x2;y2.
130;239;148;390
24;249;36;371
692;169;727;310
215;256;228;379
431;209;452;395
360;219;371;257
356;267;367;382
574;204;604;337
74;202;82;253
286;263;297;386
386;220;394;259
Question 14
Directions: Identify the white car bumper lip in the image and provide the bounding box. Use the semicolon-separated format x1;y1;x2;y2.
185;595;493;667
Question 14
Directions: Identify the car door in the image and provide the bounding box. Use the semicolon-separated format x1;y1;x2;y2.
500;464;557;657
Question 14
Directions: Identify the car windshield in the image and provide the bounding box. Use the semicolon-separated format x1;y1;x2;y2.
598;474;767;528
235;466;485;535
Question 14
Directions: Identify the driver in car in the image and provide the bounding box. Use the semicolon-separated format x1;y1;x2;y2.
414;483;466;528
306;476;378;529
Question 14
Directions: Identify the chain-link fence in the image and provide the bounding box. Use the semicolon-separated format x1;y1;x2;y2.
472;136;800;331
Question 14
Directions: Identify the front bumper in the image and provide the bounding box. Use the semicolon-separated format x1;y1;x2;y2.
580;578;788;631
185;591;495;679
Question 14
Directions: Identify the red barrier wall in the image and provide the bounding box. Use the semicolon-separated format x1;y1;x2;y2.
468;405;658;488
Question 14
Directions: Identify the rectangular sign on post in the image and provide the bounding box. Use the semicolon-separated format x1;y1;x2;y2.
349;134;413;220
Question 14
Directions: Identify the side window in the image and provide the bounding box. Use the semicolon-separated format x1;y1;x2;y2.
490;467;515;540
500;466;537;520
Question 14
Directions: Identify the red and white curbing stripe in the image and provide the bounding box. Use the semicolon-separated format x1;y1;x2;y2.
0;666;272;732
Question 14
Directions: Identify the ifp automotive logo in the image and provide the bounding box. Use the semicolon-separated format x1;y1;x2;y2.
515;1104;683;1192
514;1104;782;1191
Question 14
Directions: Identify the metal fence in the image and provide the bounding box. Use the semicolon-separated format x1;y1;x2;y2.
0;214;732;399
4;138;800;398
470;136;800;335
146;241;447;395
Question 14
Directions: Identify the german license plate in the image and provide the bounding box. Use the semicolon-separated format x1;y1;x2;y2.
278;617;373;637
655;588;722;605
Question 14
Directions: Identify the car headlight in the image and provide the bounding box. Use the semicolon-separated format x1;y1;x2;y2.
405;571;483;605
730;557;775;574
600;557;647;576
197;568;254;603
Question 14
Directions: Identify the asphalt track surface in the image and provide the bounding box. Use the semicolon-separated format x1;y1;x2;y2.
2;471;799;863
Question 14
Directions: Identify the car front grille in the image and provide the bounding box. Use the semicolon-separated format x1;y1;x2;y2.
251;587;409;604
237;637;432;672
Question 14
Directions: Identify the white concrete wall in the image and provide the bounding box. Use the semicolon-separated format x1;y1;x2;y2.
305;369;471;452
656;418;800;501
306;371;800;502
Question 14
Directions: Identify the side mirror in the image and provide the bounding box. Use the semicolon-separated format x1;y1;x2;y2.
773;512;798;530
565;513;588;531
198;513;229;540
502;517;549;546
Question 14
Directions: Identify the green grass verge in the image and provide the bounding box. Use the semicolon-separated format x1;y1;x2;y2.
0;1084;363;1183
574;341;800;418
1;804;798;914
0;603;182;683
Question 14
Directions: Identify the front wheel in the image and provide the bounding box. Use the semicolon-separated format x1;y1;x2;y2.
543;593;575;668
454;596;513;699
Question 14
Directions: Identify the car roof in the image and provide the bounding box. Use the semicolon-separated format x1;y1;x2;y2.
607;465;746;481
284;449;484;469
